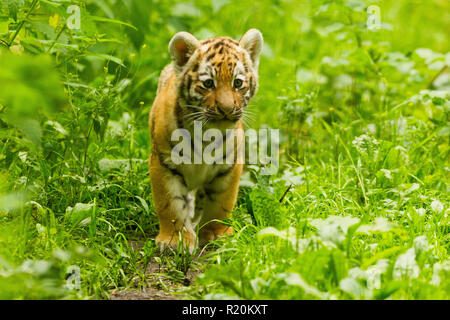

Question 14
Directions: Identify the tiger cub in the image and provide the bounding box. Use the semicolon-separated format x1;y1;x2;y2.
149;29;263;251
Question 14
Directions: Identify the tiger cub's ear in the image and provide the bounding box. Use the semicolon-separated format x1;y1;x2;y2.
169;32;200;72
239;29;263;70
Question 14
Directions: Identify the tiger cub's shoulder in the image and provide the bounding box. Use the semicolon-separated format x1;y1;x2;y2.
156;64;175;95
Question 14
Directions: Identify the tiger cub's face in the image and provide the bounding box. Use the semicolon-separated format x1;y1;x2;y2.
169;29;263;127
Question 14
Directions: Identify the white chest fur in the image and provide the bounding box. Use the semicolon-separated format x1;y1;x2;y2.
178;162;232;190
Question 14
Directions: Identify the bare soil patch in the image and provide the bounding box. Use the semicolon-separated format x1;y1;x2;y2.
107;240;203;300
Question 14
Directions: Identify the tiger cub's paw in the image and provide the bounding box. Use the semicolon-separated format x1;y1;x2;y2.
156;230;197;253
198;225;233;247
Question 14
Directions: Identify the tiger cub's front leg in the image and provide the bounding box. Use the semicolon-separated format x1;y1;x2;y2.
198;163;243;246
150;153;197;251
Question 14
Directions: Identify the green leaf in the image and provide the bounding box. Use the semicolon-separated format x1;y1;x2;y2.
86;52;126;67
275;272;332;299
309;215;360;246
0;192;26;211
357;217;397;234
0;53;66;120
14;119;42;148
171;2;203;18
89;15;137;30
7;0;23;22
340;278;370;299
65;203;94;227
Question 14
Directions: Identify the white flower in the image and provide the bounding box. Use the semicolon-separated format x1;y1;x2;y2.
430;200;444;213
413;235;430;254
431;261;450;286
18;151;28;163
404;183;420;194
393;248;420;280
352;134;379;155
366;259;390;289
380;169;392;179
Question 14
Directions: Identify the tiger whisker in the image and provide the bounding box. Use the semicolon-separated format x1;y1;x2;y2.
183;111;204;120
243;109;256;115
186;104;204;111
242;113;255;127
188;115;205;125
243;111;255;121
242;117;251;128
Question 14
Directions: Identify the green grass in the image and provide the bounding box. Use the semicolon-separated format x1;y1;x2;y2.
0;0;449;299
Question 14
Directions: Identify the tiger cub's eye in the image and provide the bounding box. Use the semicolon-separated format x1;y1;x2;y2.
233;79;243;89
203;79;215;89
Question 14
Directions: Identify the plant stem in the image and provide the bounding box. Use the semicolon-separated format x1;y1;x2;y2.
47;23;67;53
8;0;40;47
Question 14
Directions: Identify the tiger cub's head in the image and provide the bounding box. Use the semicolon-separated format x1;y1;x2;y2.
169;29;263;127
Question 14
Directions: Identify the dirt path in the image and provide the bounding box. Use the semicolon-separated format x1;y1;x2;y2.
108;241;201;300
109;288;180;300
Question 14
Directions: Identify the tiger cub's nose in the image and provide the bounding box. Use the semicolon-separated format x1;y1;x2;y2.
216;89;235;117
216;105;231;116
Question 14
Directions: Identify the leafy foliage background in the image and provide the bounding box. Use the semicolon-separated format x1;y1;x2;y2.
0;0;448;299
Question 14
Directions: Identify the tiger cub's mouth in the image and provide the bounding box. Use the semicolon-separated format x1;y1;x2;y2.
186;104;244;124
207;108;243;122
